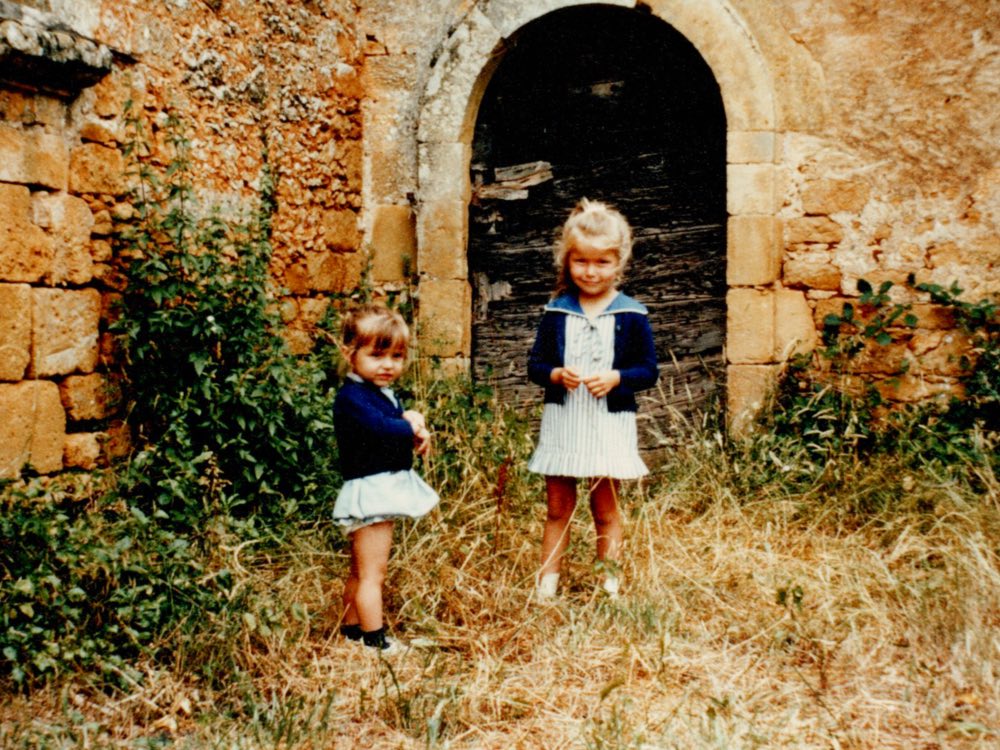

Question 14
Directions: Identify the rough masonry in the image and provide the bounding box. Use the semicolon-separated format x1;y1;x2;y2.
0;0;997;477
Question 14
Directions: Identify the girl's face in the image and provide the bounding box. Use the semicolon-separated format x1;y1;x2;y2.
351;343;406;388
567;240;621;302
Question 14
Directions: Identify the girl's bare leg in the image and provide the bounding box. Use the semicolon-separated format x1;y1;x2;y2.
589;478;622;564
341;546;361;626
343;521;394;632
540;475;578;577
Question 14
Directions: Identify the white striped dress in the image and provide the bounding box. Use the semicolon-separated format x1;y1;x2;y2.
527;312;648;479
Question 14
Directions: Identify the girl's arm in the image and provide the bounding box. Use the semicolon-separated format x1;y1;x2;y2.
615;315;659;392
336;388;415;445
527;312;559;387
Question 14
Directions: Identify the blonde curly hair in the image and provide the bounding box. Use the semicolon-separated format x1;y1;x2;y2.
553;198;633;295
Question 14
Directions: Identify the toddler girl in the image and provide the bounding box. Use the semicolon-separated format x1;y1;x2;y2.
333;304;439;653
527;199;658;600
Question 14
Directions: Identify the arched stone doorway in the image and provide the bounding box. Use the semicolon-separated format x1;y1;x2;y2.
413;0;787;433
468;5;726;447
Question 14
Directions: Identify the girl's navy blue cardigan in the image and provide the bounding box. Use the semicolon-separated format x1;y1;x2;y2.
334;378;415;480
527;292;659;413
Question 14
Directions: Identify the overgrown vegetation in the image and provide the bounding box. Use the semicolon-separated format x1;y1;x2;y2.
115;105;340;525
743;277;999;513
1;107;998;747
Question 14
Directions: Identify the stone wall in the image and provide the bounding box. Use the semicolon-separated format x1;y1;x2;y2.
1;0;998;477
361;0;998;428
0;0;364;478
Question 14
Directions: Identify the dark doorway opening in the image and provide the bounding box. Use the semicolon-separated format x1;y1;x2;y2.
470;5;726;449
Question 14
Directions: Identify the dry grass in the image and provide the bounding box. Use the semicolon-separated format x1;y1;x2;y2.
5;453;998;750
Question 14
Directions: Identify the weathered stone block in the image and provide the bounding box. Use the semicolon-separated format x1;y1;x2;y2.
289;250;366;294
59;372;120;421
785;216;844;245
298;297;331;325
727;215;780;285
783;249;842;290
727;131;776;164
0;184;53;282
774;289;819;359
280;327;315;356
363;54;420;203
32;192;95;284
91;68;129;118
727;164;777;215
0;283;31;380
0;125;68;189
876;375;964;404
370;203;415;281
31;288;101;376
64;432;101;470
727;364;779;436
908;303;956;330
801;178;870;215
417;141;471;202
321;208;360;252
909;330;974;377
78;119;121;146
417;6;503;144
338;138;363;192
68;142;124;195
90;238;112;262
417;199;467;279
418;278;471;357
726;288;775;364
0;380;66;478
0;88;65;128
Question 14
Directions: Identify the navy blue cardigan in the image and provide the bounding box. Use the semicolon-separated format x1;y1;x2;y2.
334;377;415;480
527;292;658;413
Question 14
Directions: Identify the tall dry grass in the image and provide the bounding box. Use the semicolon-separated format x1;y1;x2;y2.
3;404;998;749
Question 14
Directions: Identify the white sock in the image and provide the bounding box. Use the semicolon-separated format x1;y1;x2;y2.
536;572;559;599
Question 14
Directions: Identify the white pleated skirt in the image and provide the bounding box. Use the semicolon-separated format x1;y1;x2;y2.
528;313;648;480
333;469;439;534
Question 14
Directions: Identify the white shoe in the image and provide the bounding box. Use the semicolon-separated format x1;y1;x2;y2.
362;629;407;655
536;572;560;601
377;636;406;656
601;575;621;599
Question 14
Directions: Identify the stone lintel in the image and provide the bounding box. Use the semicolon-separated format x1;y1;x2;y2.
0;5;114;97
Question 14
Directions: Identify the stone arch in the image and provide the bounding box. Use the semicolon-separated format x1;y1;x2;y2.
413;0;795;428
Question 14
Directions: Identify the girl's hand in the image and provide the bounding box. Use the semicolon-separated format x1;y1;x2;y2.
403;410;431;455
402;410;426;433
551;366;582;391
582;370;621;399
413;426;431;456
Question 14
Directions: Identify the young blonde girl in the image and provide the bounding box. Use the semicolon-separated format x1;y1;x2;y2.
333;304;438;653
527;199;658;600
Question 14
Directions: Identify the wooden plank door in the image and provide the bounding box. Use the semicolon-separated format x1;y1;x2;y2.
469;6;727;453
